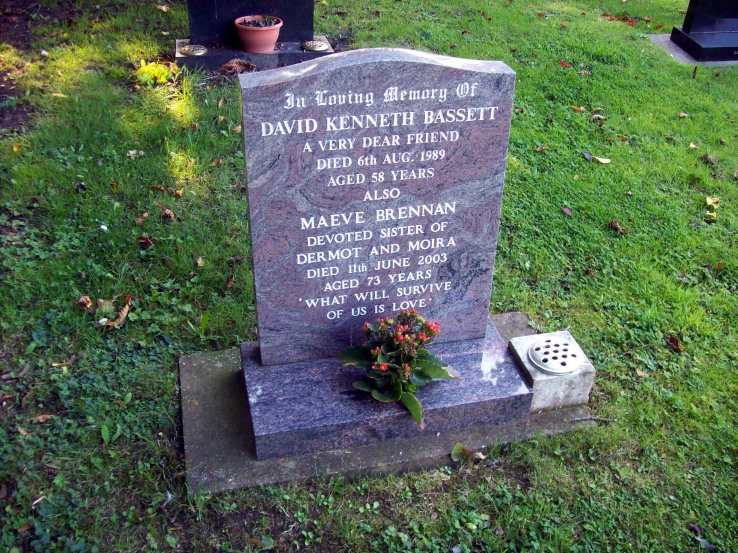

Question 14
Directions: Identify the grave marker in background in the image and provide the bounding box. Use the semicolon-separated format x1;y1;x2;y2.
670;0;738;61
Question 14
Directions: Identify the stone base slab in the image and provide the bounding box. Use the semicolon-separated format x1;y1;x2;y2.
649;34;738;66
175;38;333;71
509;331;595;413
240;317;532;459
179;313;597;493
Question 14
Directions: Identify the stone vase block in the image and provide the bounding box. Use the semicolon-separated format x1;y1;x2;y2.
508;331;595;413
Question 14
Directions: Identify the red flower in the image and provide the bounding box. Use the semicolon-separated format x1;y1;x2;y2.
363;322;370;331
380;363;388;372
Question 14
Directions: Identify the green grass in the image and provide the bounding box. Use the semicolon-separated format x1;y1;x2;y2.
1;0;737;551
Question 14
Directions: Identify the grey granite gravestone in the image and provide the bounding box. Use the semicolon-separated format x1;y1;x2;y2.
240;48;515;366
233;49;533;460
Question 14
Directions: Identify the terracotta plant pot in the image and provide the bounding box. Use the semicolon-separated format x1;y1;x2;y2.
234;15;283;54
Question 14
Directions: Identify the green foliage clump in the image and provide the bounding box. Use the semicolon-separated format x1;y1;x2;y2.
134;60;177;87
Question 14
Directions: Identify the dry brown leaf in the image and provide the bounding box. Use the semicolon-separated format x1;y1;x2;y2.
13;144;22;153
570;105;586;113
706;196;720;208
186;158;195;170
33;414;53;424
609;220;628;234
17;426;29;436
110;181;118;192
161;208;175;220
705;210;718;221
702;153;718;167
216;115;225;123
585;267;596;278
590;114;608;122
190;123;198;132
136;236;153;249
194;256;204;268
592;108;604;113
514;108;525;114
449;43;457;49
666;334;683;353
578;70;592;75
226;274;235;290
461;29;471;35
618;135;628;142
157;5;171;12
135;211;149;225
107;294;133;329
534;145;548;152
1;394;13;401
715;260;724;273
679;112;689;118
636;369;648;377
76;295;92;310
232;124;242;134
719;137;725;145
593;156;611;164
221;59;256;76
174;189;183;198
218;98;227;108
210;159;222;166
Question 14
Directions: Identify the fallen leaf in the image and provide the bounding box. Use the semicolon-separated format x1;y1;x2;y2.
210;159;222;166
666;335;682;353
578;70;592;75
585;267;596;278
161;208;175;220
665;136;674;141
592;107;604;113
161;31;169;35
157;5;171;12
692;66;698;79
626;190;632;196
719;138;725;145
705;210;718;222
13;144;22;153
17;426;28;436
194;256;204;268
126;150;145;158
559;60;571;68
461;29;471;35
107;294;133;329
226;274;235;290
136;236;153;249
609;220;628;234
706;196;719;208
618;135;628;142
451;442;477;462
218;98;227;108
174;189;183;198
679;112;689;118
715;260;724;273
232;124;242;134
537;12;545;17
593;156;610;164
186;158;195;170
636;369;648;377
645;16;652;23
655;24;663;30
687;523;703;535
534;145;548;152
110;181;118;191
221;59;256;76
449;43;457;49
689;143;698;149
76;295;92;310
562;206;573;216
560;23;567;28
514;108;525;114
626;20;634;26
216;115;225;123
135;211;149;225
590;114;608;122
570;105;586;113
1;394;13;401
17;523;31;532
190;123;198;132
701;153;718;167
32;414;53;424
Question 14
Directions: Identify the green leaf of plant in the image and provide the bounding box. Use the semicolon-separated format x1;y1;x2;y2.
338;346;373;369
410;371;432;387
353;380;375;392
401;392;425;429
415;359;461;380
260;535;275;550
372;382;401;402
101;424;110;445
417;349;448;367
377;351;389;364
123;392;132;405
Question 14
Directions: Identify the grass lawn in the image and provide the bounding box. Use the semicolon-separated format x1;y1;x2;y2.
1;0;736;551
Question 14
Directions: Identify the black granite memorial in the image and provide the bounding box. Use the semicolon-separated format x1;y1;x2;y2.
670;0;738;62
176;0;333;70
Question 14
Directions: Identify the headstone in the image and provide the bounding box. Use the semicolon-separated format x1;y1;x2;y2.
240;49;516;366
670;0;738;61
234;49;532;460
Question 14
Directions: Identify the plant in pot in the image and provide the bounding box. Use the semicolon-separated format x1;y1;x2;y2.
234;15;283;54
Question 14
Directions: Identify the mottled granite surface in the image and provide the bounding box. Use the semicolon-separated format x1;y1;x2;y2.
241;317;531;459
239;49;516;365
179;313;594;493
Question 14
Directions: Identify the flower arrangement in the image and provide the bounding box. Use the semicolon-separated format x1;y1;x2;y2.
338;309;460;428
236;15;280;27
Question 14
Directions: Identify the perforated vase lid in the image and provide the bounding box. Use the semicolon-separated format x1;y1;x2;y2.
527;336;585;375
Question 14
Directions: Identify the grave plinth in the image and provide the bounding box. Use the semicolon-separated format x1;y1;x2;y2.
176;0;333;71
670;0;738;62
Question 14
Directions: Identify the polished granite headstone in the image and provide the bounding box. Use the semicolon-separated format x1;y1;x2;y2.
240;48;516;366
242;318;531;459
670;0;738;61
177;0;332;71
